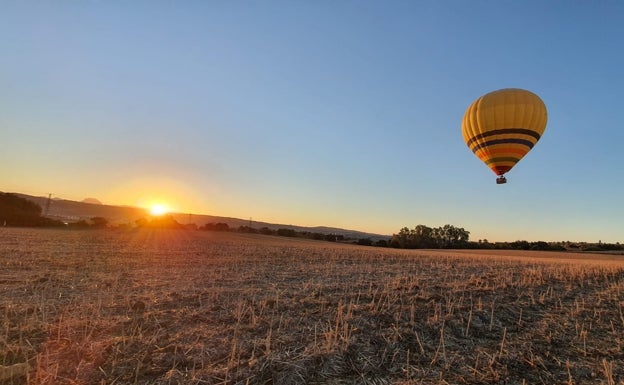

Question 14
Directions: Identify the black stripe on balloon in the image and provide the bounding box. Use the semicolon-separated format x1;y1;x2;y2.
470;138;535;154
484;156;520;165
466;128;541;148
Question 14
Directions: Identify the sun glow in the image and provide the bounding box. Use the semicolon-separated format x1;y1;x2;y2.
149;204;169;216
106;176;212;218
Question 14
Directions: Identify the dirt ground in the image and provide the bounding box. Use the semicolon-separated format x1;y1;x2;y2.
1;228;623;384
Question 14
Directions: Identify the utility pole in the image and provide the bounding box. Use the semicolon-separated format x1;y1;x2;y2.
44;194;52;216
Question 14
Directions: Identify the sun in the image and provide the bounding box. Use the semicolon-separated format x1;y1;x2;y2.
149;204;169;216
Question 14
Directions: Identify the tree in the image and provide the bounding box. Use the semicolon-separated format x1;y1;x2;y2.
90;217;109;228
136;215;183;229
201;222;230;231
237;226;258;233
510;240;530;250
311;232;326;240
413;225;435;248
391;225;435;248
374;239;389;247
391;224;470;249
324;234;344;242
0;193;62;226
392;227;412;248
277;228;296;237
357;238;373;246
259;227;275;235
434;224;470;248
214;223;230;231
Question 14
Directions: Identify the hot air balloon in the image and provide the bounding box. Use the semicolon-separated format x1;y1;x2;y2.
461;88;548;184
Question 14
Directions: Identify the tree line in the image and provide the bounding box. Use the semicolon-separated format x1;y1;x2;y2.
388;225;623;252
390;224;470;249
0;193;63;227
2;193;622;252
201;222;349;243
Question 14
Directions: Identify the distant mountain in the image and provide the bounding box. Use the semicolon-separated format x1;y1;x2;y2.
81;198;103;205
11;192;389;240
13;193;148;223
170;213;388;240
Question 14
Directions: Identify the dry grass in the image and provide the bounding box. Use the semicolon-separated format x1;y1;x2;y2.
1;228;624;384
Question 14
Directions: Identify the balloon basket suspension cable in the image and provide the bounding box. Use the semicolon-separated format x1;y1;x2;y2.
496;175;507;184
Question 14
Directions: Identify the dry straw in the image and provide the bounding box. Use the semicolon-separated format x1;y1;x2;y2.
2;228;624;384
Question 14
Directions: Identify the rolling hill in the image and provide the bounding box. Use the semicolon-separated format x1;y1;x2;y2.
11;192;388;240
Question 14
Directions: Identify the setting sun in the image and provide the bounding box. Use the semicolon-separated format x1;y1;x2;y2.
149;204;169;216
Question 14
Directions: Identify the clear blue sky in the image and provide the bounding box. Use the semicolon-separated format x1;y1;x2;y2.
2;1;623;242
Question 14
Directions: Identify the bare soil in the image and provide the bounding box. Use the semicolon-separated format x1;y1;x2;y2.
1;228;623;384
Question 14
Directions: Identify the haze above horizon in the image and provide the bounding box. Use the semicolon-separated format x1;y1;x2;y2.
2;1;623;243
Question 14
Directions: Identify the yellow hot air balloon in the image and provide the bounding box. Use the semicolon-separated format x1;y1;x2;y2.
461;88;548;184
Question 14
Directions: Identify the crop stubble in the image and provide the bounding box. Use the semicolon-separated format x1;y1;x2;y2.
1;228;623;384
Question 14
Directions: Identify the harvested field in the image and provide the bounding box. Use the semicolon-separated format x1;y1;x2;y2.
1;228;624;384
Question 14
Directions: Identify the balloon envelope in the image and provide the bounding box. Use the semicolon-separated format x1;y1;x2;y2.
461;88;548;179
